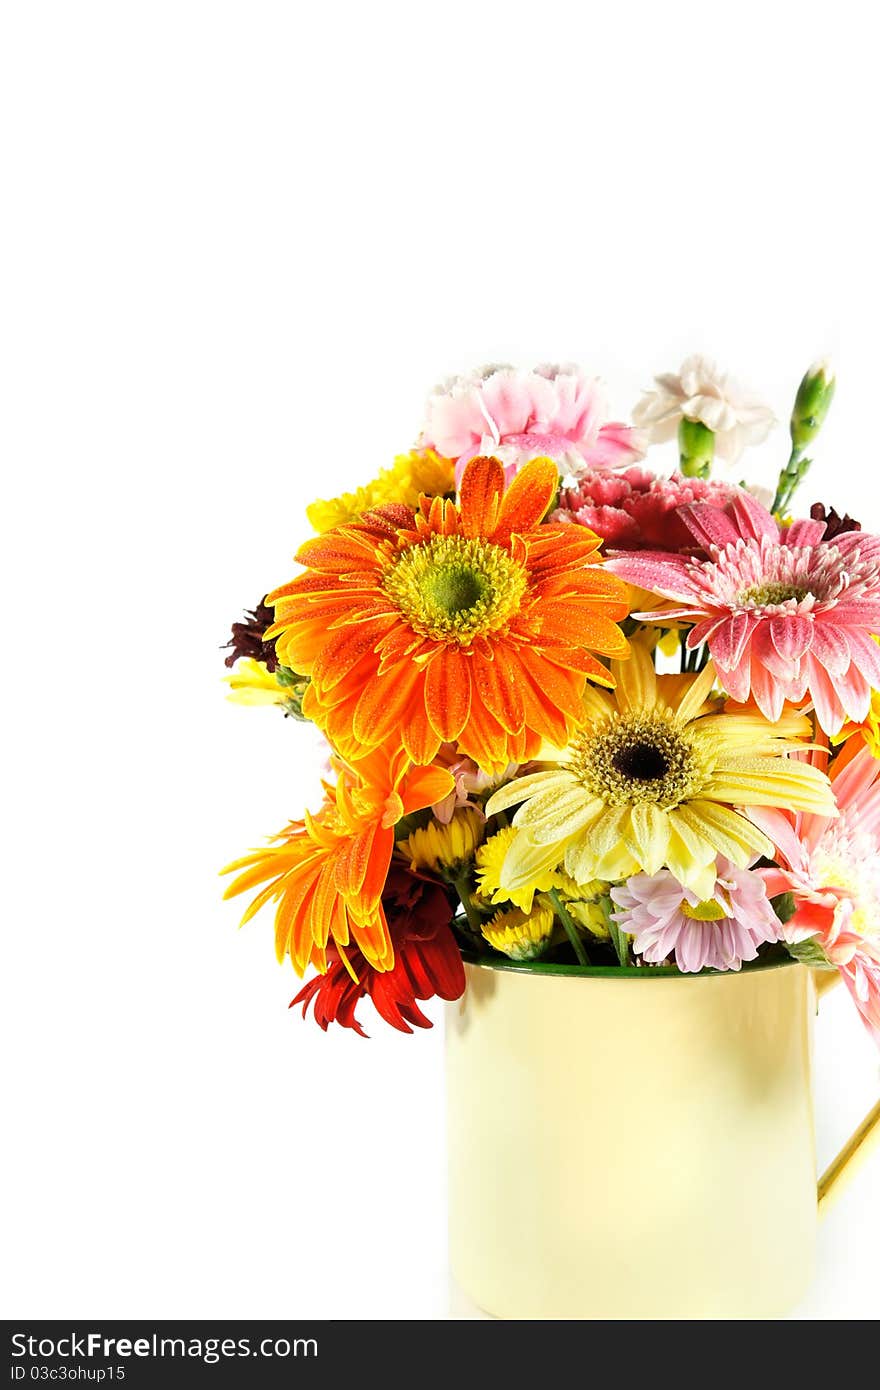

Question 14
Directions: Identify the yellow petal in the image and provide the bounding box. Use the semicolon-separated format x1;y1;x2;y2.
706;759;835;813
485;770;574;816
515;789;603;843
676;800;770;865
673;660;717;725
623;802;671;875
498;831;565;892
612;641;657;713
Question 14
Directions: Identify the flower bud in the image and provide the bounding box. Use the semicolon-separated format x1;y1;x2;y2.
678;417;715;478
791;359;836;452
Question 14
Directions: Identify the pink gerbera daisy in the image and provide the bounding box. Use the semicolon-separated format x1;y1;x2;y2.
752;744;880;1048
610;858;783;973
421;363;645;485
608;491;880;734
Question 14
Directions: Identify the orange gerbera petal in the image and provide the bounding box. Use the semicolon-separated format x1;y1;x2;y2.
310;619;395;692
472;644;526;734
266;453;631;768
401;697;440;766
489;456;559;543
425;647;472;741
458;454;504;538
222;749;449;977
352;660;424;748
399;764;456;814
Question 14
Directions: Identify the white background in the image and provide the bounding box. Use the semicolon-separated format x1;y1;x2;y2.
2;1;878;1320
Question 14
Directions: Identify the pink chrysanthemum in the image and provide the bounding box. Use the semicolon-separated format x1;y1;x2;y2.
610;858;783;973
421;364;645;485
608;491;880;733
554;465;741;551
752;744;880;1048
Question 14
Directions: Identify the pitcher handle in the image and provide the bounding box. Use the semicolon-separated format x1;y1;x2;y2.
813;970;880;1213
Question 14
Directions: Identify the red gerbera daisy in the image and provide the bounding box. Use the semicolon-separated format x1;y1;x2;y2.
292;864;464;1035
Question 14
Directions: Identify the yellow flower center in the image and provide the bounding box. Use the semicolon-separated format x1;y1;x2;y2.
738;582;809;607
383;534;527;644
569;713;707;807
679;898;728;921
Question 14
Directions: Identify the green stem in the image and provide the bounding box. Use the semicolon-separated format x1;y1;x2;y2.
772;445;812;516
548;887;591;967
453;876;487;936
600;896;631;968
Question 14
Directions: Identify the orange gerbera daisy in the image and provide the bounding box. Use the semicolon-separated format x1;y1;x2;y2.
266;456;631;770
221;749;453;975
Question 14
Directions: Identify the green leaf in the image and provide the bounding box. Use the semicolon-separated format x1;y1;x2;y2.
770;891;796;926
785;935;835;970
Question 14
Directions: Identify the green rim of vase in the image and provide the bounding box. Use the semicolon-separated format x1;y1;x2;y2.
460;949;802;981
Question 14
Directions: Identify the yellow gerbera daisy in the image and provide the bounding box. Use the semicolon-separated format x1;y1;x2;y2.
482;903;556;962
486;644;835;901
306;449;455;533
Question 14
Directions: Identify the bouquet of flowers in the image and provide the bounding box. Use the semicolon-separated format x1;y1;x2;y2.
222;358;880;1044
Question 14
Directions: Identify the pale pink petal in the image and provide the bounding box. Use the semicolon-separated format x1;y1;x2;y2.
833;662;872;723
605;552;698;598
804;658;847;734
843;629;880;687
583;422;647;469
716;652;751;703
831;744;880;814
750;658;787;722
425;393;486;456
711;613;754;668
809;624;851;678
770;614;814;662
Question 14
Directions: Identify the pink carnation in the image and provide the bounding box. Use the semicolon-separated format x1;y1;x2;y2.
554;466;741;551
610;859;782;973
421;364;645;484
752;744;880;1048
608;491;880;733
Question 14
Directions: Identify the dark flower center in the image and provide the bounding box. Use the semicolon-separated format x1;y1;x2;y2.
611;742;670;782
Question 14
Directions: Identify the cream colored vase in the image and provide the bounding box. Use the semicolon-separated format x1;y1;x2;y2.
446;958;880;1320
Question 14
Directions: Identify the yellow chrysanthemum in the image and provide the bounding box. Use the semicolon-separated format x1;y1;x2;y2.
481;903;556;962
475;826;562;912
486;644;836;901
306;449;455;533
475;827;610;932
399;808;484;876
225;658;289;706
553;874;611;940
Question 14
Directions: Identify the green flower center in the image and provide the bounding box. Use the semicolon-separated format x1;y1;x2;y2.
570;713;707;807
383;534;528;644
738;582;809;608
421;564;486;615
679;898;728;921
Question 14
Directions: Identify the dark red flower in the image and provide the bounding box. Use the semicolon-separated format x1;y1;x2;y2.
809;502;861;542
223;597;279;671
291;864;464;1036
